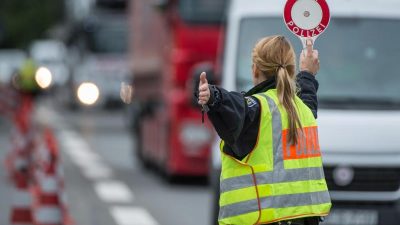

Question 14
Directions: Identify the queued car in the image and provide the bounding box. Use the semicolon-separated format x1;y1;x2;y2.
70;12;130;108
30;39;69;88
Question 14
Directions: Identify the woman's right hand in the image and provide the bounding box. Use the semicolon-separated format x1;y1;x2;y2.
198;72;211;105
300;39;320;76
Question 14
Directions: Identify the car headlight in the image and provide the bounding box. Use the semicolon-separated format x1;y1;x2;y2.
180;122;212;155
77;82;100;105
35;67;52;89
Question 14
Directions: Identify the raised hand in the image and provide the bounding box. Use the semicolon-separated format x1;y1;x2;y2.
300;39;320;76
198;72;210;105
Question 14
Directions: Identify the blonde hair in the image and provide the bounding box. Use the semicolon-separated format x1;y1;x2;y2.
252;35;301;145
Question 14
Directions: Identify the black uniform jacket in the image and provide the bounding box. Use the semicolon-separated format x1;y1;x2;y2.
207;72;319;160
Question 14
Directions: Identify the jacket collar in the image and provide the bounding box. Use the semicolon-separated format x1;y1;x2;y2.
244;77;276;97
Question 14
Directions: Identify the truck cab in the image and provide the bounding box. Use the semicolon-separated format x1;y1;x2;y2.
129;0;227;178
211;0;400;224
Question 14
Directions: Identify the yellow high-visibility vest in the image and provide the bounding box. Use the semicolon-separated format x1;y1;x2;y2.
19;58;39;92
219;89;331;225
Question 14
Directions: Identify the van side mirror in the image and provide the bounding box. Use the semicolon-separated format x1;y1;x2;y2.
189;62;216;106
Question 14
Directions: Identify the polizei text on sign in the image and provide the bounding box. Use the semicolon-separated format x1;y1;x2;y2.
286;20;327;37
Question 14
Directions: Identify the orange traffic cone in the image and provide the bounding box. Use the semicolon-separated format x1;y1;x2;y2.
10;171;33;225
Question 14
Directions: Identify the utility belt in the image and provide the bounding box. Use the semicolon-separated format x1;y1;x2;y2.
266;216;321;225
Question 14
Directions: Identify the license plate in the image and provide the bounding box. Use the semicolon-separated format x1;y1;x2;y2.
323;209;379;225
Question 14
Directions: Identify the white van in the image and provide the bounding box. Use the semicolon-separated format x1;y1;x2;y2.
210;1;400;225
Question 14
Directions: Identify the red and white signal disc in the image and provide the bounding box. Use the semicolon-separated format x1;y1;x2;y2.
284;0;330;39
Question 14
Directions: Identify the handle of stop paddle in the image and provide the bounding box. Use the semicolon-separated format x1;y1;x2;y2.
301;37;315;51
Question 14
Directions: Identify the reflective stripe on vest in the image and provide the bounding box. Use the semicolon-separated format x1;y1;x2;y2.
220;167;325;193
220;190;330;220
218;91;331;225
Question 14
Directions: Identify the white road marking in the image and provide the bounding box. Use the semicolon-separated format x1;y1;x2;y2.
81;163;113;180
110;207;159;225
59;130;114;180
62;139;92;153
58;130;158;224
94;181;134;203
67;147;101;162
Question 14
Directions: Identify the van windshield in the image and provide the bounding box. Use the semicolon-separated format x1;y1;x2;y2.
179;0;227;24
236;18;400;108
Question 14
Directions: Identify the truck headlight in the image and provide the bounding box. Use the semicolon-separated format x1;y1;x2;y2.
77;82;100;105
180;122;212;155
35;67;52;89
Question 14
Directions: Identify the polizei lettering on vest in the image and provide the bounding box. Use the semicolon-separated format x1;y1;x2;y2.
283;126;321;160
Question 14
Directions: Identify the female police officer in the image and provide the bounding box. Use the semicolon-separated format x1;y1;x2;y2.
198;36;331;225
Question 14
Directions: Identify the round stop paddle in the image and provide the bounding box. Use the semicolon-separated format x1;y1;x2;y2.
284;0;330;48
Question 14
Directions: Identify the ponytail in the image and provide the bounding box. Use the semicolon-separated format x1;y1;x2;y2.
252;35;301;145
276;67;302;145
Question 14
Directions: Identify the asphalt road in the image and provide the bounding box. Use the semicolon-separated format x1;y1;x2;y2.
0;102;213;225
54;106;213;225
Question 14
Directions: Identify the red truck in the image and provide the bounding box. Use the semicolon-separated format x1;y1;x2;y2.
127;0;227;178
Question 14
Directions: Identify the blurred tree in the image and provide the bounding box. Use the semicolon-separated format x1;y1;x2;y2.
0;0;64;48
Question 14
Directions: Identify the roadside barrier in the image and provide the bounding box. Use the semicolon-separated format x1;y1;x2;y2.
31;169;63;225
2;88;74;225
10;171;33;225
5;123;30;180
31;129;63;225
4;94;34;183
